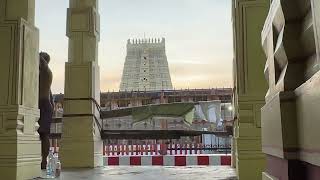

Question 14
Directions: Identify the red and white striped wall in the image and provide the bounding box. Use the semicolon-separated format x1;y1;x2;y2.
103;144;231;156
103;155;231;166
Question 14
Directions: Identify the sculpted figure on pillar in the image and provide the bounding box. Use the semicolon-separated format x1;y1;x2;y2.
38;52;54;169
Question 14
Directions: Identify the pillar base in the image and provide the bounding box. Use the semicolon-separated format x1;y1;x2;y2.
60;116;103;168
0;161;41;180
236;152;265;180
0;107;41;180
235;131;266;180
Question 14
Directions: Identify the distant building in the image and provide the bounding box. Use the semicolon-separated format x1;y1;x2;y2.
52;88;234;146
53;88;233;121
100;88;232;111
119;38;173;91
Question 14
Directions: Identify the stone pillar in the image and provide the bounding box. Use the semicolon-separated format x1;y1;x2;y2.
0;0;40;179
232;0;269;179
261;0;320;179
60;0;103;168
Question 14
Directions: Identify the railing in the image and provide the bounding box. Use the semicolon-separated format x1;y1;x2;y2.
49;118;232;157
63;97;103;136
103;143;231;156
48;143;231;155
49;98;233;156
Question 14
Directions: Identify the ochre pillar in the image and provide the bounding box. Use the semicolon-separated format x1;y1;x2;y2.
232;0;269;179
0;0;41;179
60;0;103;168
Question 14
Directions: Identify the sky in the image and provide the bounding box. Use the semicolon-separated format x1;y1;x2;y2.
35;0;233;93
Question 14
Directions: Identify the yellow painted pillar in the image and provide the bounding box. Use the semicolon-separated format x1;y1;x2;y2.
60;0;103;168
0;0;41;179
232;0;270;179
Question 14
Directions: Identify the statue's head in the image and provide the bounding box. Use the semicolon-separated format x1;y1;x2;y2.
40;52;50;64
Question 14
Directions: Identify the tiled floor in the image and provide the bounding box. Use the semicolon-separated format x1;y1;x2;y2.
35;166;237;180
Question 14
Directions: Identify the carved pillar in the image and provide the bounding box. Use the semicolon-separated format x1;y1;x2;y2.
0;0;40;179
232;0;270;179
261;0;320;179
60;0;102;168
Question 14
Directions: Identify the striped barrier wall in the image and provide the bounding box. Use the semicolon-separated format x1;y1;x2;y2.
103;154;231;166
103;144;231;156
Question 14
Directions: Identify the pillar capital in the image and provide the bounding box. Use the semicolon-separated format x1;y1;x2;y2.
69;0;99;9
65;0;100;64
0;0;35;24
66;6;100;39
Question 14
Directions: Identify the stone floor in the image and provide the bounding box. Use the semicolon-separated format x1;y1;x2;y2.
34;166;237;180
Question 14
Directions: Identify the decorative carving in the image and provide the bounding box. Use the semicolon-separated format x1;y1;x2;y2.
262;0;318;101
261;1;320;178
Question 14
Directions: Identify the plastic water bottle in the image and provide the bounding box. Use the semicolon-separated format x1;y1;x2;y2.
53;153;58;168
53;153;59;176
46;150;55;178
55;160;61;177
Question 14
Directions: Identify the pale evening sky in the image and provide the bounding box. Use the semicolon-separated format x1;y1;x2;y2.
35;0;233;93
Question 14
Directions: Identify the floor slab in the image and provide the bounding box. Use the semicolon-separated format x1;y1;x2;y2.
33;166;237;180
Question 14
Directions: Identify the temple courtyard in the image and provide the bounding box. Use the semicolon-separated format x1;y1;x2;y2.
34;166;237;180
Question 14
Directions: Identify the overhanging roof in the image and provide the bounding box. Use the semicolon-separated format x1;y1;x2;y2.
101;102;196;124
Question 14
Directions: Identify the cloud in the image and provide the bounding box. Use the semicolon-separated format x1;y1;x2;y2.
170;60;211;65
100;70;122;91
169;61;232;75
169;62;232;89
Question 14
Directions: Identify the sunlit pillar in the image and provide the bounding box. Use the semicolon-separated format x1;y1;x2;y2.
60;0;102;168
0;0;41;179
232;0;270;179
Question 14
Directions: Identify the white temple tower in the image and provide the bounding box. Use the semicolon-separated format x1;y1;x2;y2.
120;37;173;91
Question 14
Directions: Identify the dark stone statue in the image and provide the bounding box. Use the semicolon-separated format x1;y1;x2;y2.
38;52;54;169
